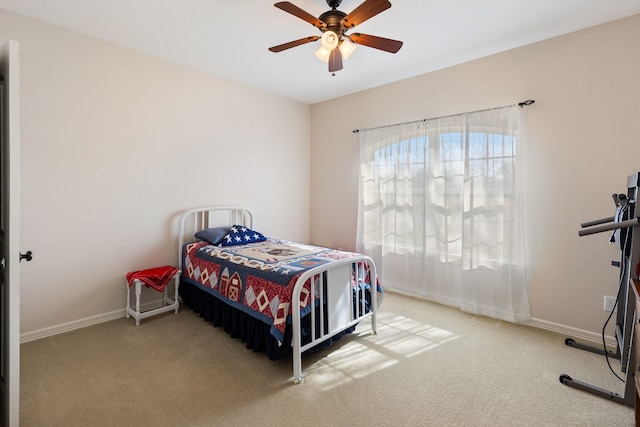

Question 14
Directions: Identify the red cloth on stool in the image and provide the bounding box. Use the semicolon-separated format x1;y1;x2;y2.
126;265;179;292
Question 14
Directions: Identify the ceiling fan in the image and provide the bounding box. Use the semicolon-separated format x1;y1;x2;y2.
268;0;403;74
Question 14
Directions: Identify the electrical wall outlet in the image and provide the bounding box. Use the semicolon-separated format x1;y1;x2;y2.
604;295;617;312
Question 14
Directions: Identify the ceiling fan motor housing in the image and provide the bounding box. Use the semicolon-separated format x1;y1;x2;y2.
319;9;347;35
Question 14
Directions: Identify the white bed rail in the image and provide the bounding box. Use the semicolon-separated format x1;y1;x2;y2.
291;255;378;384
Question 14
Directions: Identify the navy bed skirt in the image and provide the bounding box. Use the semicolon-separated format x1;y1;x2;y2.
179;280;355;361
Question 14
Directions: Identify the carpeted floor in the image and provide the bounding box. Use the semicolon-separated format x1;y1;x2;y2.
20;292;634;426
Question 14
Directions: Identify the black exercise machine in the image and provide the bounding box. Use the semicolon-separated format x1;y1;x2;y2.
559;172;640;407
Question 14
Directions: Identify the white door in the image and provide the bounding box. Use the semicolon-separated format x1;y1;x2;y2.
0;39;21;427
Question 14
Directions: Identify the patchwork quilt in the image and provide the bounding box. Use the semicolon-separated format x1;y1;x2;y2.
182;238;378;343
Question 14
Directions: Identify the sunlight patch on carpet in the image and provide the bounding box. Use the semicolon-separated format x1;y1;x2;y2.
302;311;459;389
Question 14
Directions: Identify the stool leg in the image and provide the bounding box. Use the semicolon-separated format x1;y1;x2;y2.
135;281;142;326
126;283;131;319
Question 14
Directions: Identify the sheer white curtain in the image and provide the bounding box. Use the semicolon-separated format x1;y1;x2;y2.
356;105;530;323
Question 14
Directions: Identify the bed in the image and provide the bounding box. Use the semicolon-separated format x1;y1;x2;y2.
177;206;381;384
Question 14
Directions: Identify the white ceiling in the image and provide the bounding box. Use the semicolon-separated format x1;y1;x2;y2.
1;0;639;104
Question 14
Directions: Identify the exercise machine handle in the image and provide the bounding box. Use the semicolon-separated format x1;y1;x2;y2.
580;216;616;228
578;217;640;236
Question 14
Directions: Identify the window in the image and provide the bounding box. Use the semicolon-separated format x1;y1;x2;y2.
357;105;530;323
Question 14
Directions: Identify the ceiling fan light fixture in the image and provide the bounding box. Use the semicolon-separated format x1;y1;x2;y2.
320;30;339;50
338;39;356;60
315;46;331;62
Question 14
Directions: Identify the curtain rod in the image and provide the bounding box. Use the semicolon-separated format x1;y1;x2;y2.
352;99;535;134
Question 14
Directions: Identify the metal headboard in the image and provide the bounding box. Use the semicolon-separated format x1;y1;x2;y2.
177;207;254;269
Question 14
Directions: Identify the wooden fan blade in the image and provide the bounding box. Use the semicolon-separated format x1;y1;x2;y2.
342;0;391;28
328;47;343;73
348;33;403;53
274;2;326;29
268;36;320;52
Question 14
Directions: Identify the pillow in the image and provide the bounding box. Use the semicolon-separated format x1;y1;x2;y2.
220;225;266;247
194;226;233;245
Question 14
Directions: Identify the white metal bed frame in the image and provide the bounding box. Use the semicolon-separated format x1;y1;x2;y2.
178;206;378;384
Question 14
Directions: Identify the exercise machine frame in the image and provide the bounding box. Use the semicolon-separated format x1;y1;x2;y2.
559;172;640;407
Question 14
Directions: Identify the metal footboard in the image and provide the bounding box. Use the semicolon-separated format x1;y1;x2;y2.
291;256;378;384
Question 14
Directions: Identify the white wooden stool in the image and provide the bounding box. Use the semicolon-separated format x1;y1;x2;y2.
126;267;181;325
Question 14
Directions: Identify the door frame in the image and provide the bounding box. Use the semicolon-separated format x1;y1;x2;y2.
0;38;21;427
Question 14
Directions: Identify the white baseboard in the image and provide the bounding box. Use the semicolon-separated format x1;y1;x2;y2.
527;317;616;348
20;299;164;344
20;295;616;348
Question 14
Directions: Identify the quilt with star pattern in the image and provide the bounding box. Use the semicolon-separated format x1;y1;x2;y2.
182;238;378;343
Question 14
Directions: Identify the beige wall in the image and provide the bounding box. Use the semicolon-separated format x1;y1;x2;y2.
0;9;311;335
3;6;639;340
310;14;640;337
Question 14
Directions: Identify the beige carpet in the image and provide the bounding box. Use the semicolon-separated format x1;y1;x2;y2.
21;292;634;426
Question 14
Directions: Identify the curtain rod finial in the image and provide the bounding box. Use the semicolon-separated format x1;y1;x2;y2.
518;99;535;107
